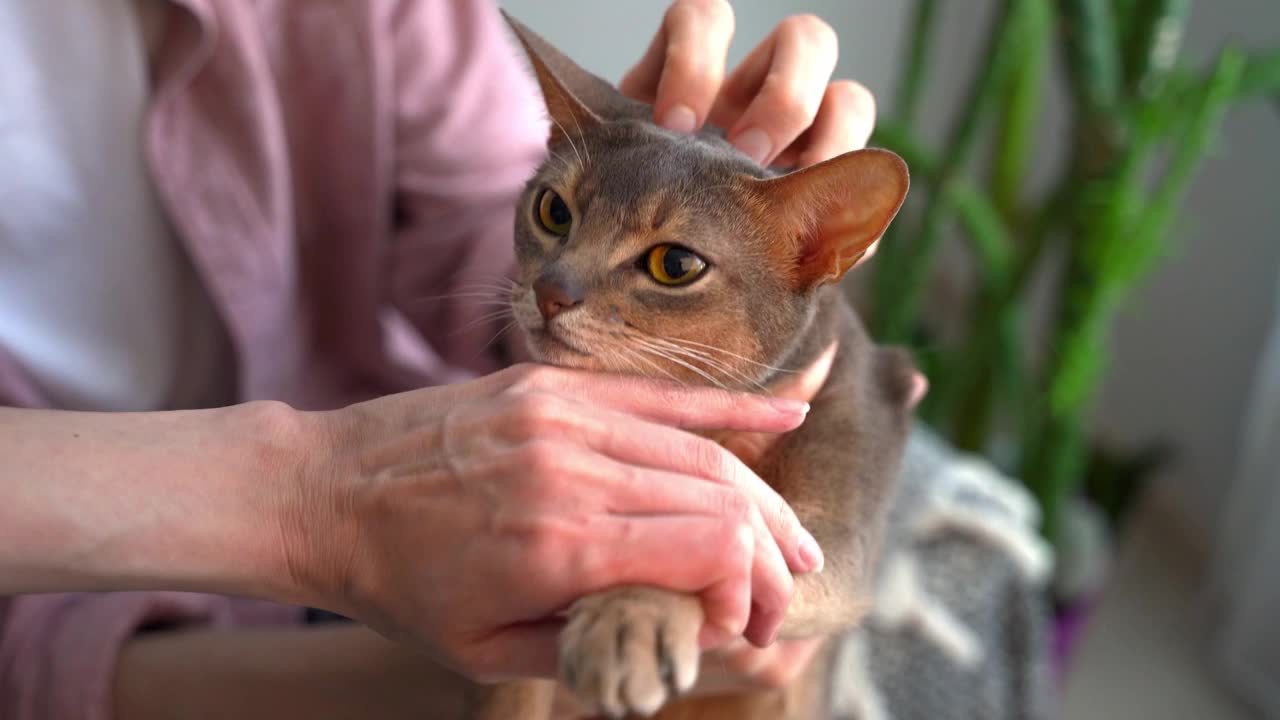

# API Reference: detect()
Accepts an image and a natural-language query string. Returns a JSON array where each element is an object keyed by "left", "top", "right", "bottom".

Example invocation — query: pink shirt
[{"left": 0, "top": 1, "right": 546, "bottom": 716}]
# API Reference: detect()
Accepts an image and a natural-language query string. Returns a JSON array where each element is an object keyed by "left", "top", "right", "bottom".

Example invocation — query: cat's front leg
[{"left": 558, "top": 586, "right": 703, "bottom": 717}]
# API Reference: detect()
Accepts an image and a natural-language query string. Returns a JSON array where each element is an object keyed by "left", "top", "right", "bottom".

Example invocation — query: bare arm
[
  {"left": 0, "top": 402, "right": 304, "bottom": 601},
  {"left": 0, "top": 364, "right": 818, "bottom": 680}
]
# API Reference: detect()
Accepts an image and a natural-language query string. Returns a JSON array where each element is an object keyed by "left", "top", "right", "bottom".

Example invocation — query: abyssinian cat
[{"left": 472, "top": 13, "right": 919, "bottom": 720}]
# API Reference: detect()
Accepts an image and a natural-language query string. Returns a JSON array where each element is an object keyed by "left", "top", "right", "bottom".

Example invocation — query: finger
[
  {"left": 620, "top": 0, "right": 735, "bottom": 134},
  {"left": 718, "top": 15, "right": 839, "bottom": 165},
  {"left": 909, "top": 371, "right": 929, "bottom": 409},
  {"left": 560, "top": 515, "right": 755, "bottom": 640},
  {"left": 572, "top": 454, "right": 795, "bottom": 630},
  {"left": 767, "top": 341, "right": 837, "bottom": 406},
  {"left": 567, "top": 406, "right": 819, "bottom": 580},
  {"left": 786, "top": 80, "right": 877, "bottom": 168},
  {"left": 500, "top": 365, "right": 810, "bottom": 432},
  {"left": 653, "top": 0, "right": 735, "bottom": 132}
]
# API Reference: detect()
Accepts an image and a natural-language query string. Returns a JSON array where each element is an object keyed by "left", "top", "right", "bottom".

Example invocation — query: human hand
[
  {"left": 283, "top": 364, "right": 823, "bottom": 681},
  {"left": 620, "top": 1, "right": 875, "bottom": 169}
]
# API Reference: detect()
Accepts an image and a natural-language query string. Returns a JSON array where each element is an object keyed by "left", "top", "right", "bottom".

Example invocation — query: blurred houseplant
[{"left": 868, "top": 0, "right": 1280, "bottom": 558}]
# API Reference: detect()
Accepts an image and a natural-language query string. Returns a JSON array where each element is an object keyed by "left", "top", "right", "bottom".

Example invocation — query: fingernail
[
  {"left": 732, "top": 127, "right": 773, "bottom": 164},
  {"left": 660, "top": 104, "right": 698, "bottom": 134},
  {"left": 798, "top": 531, "right": 825, "bottom": 573},
  {"left": 770, "top": 398, "right": 810, "bottom": 416}
]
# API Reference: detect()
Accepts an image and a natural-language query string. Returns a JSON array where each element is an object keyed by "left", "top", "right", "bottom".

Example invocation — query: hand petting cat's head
[{"left": 505, "top": 14, "right": 908, "bottom": 388}]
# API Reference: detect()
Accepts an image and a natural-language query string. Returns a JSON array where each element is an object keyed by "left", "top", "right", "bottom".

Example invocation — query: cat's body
[{"left": 468, "top": 15, "right": 917, "bottom": 720}]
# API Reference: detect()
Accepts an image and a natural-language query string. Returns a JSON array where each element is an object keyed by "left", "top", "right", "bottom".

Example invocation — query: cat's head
[{"left": 503, "top": 13, "right": 908, "bottom": 387}]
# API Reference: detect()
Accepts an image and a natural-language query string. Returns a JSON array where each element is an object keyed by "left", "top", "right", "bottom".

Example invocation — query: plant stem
[
  {"left": 1123, "top": 0, "right": 1191, "bottom": 99},
  {"left": 894, "top": 0, "right": 940, "bottom": 127},
  {"left": 992, "top": 0, "right": 1052, "bottom": 224},
  {"left": 878, "top": 0, "right": 1029, "bottom": 344}
]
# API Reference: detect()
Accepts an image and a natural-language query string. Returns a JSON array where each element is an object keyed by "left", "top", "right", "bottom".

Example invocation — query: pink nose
[{"left": 534, "top": 279, "right": 581, "bottom": 321}]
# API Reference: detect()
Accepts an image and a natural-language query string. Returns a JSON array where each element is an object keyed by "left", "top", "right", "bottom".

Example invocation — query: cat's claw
[{"left": 559, "top": 587, "right": 703, "bottom": 717}]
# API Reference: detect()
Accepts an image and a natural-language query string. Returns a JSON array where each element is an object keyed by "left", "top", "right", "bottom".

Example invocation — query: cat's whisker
[
  {"left": 607, "top": 345, "right": 645, "bottom": 378},
  {"left": 452, "top": 276, "right": 520, "bottom": 292},
  {"left": 656, "top": 346, "right": 767, "bottom": 393},
  {"left": 661, "top": 336, "right": 798, "bottom": 375},
  {"left": 633, "top": 342, "right": 728, "bottom": 390},
  {"left": 449, "top": 308, "right": 515, "bottom": 337},
  {"left": 646, "top": 340, "right": 768, "bottom": 392},
  {"left": 623, "top": 346, "right": 684, "bottom": 386},
  {"left": 477, "top": 319, "right": 519, "bottom": 357},
  {"left": 405, "top": 298, "right": 514, "bottom": 312}
]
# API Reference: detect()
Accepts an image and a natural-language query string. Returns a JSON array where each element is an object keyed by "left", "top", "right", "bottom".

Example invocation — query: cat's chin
[{"left": 522, "top": 328, "right": 600, "bottom": 369}]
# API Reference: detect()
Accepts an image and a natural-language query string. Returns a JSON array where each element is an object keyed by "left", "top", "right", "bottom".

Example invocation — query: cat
[{"left": 469, "top": 13, "right": 919, "bottom": 720}]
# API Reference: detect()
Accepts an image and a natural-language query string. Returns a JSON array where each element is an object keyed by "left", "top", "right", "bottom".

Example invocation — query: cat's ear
[
  {"left": 743, "top": 148, "right": 909, "bottom": 288},
  {"left": 501, "top": 11, "right": 651, "bottom": 132}
]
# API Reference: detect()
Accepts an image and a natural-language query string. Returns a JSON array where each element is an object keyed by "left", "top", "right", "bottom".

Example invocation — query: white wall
[{"left": 499, "top": 0, "right": 1280, "bottom": 540}]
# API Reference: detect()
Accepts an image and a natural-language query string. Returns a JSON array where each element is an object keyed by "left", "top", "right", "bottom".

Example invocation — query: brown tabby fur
[{"left": 467, "top": 13, "right": 918, "bottom": 720}]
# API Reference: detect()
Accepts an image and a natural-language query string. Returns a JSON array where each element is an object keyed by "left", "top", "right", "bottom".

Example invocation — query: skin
[{"left": 0, "top": 3, "right": 884, "bottom": 716}]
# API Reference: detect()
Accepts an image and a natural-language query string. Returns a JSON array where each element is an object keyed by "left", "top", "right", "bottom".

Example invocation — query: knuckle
[
  {"left": 506, "top": 363, "right": 558, "bottom": 393},
  {"left": 760, "top": 74, "right": 817, "bottom": 127},
  {"left": 506, "top": 392, "right": 565, "bottom": 441},
  {"left": 782, "top": 13, "right": 837, "bottom": 50},
  {"left": 516, "top": 439, "right": 565, "bottom": 481}
]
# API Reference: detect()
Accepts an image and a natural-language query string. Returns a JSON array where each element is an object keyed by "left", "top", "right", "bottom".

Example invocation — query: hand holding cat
[{"left": 293, "top": 362, "right": 827, "bottom": 681}]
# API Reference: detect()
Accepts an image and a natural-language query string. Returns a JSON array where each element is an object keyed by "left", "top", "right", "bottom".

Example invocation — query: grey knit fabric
[{"left": 827, "top": 426, "right": 1056, "bottom": 720}]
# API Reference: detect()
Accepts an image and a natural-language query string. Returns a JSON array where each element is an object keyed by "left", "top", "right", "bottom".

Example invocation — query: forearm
[
  {"left": 0, "top": 402, "right": 313, "bottom": 602},
  {"left": 114, "top": 625, "right": 462, "bottom": 720}
]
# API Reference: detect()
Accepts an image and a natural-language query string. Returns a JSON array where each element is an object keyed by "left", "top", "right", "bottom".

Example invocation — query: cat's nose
[{"left": 533, "top": 278, "right": 582, "bottom": 321}]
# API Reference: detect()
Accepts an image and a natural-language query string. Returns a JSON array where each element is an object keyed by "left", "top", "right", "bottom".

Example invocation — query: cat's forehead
[{"left": 547, "top": 120, "right": 762, "bottom": 208}]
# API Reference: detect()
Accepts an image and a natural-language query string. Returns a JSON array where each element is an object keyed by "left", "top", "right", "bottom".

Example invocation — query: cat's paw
[{"left": 558, "top": 587, "right": 703, "bottom": 718}]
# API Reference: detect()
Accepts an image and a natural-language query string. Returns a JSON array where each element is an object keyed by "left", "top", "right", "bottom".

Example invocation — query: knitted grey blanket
[{"left": 826, "top": 426, "right": 1056, "bottom": 720}]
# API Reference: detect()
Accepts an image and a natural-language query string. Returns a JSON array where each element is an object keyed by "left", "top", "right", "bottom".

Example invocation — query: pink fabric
[{"left": 0, "top": 1, "right": 548, "bottom": 717}]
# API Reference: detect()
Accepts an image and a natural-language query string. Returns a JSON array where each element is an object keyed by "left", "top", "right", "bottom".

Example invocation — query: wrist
[{"left": 262, "top": 402, "right": 367, "bottom": 615}]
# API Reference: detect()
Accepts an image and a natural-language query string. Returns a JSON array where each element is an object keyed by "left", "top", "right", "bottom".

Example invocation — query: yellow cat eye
[
  {"left": 646, "top": 244, "right": 707, "bottom": 286},
  {"left": 535, "top": 189, "right": 572, "bottom": 236}
]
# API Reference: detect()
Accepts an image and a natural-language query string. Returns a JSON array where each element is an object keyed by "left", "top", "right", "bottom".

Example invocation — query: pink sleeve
[
  {"left": 0, "top": 593, "right": 300, "bottom": 720},
  {"left": 384, "top": 0, "right": 548, "bottom": 376}
]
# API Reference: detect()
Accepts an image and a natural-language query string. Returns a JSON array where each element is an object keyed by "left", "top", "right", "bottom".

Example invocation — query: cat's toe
[{"left": 559, "top": 587, "right": 702, "bottom": 717}]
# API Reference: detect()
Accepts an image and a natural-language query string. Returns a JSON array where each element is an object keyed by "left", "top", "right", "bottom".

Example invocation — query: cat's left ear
[{"left": 744, "top": 149, "right": 910, "bottom": 288}]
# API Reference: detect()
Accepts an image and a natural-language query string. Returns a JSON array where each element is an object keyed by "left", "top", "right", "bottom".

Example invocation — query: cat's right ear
[{"left": 501, "top": 11, "right": 602, "bottom": 145}]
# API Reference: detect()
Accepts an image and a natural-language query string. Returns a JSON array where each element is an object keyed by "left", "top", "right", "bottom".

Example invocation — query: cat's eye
[
  {"left": 646, "top": 244, "right": 707, "bottom": 286},
  {"left": 535, "top": 189, "right": 572, "bottom": 236}
]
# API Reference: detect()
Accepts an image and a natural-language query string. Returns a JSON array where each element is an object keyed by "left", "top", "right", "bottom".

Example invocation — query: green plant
[{"left": 869, "top": 0, "right": 1280, "bottom": 545}]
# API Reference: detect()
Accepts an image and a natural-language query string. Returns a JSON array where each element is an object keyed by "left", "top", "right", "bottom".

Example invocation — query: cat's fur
[{"left": 469, "top": 14, "right": 918, "bottom": 720}]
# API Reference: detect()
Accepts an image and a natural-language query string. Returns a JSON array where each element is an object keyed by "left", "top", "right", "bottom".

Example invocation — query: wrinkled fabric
[{"left": 0, "top": 1, "right": 547, "bottom": 717}]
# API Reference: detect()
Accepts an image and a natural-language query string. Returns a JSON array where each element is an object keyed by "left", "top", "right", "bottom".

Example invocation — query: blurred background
[{"left": 502, "top": 1, "right": 1279, "bottom": 717}]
